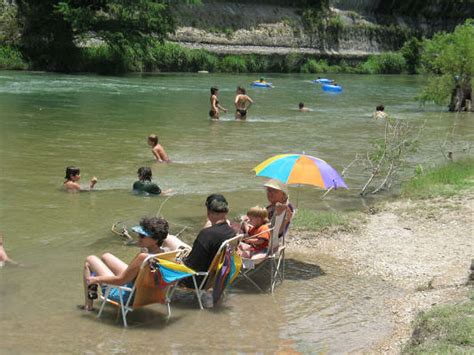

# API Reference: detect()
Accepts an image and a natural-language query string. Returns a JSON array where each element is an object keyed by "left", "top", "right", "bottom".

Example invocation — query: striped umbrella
[{"left": 253, "top": 154, "right": 348, "bottom": 190}]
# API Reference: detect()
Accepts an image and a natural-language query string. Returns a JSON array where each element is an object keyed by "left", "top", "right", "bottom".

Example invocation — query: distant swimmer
[
  {"left": 0, "top": 234, "right": 20, "bottom": 267},
  {"left": 234, "top": 86, "right": 254, "bottom": 120},
  {"left": 373, "top": 104, "right": 388, "bottom": 120},
  {"left": 209, "top": 87, "right": 227, "bottom": 119},
  {"left": 63, "top": 166, "right": 97, "bottom": 192},
  {"left": 148, "top": 134, "right": 170, "bottom": 163},
  {"left": 298, "top": 102, "right": 310, "bottom": 112}
]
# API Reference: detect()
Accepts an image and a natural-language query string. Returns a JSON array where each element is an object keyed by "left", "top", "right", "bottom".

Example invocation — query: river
[{"left": 0, "top": 71, "right": 472, "bottom": 353}]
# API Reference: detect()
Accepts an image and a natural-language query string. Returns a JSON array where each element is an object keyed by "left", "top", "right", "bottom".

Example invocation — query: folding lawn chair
[
  {"left": 171, "top": 234, "right": 243, "bottom": 309},
  {"left": 97, "top": 250, "right": 196, "bottom": 327},
  {"left": 237, "top": 210, "right": 289, "bottom": 293}
]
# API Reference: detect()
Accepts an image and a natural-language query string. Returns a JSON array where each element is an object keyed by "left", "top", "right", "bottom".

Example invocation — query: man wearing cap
[
  {"left": 182, "top": 194, "right": 235, "bottom": 285},
  {"left": 264, "top": 179, "right": 294, "bottom": 236}
]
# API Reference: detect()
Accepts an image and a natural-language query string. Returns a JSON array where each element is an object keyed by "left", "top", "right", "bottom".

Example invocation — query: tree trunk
[{"left": 449, "top": 79, "right": 473, "bottom": 112}]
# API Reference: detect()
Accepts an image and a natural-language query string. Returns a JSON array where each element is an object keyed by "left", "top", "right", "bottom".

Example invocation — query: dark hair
[
  {"left": 210, "top": 87, "right": 219, "bottom": 95},
  {"left": 140, "top": 217, "right": 168, "bottom": 247},
  {"left": 205, "top": 194, "right": 229, "bottom": 213},
  {"left": 148, "top": 134, "right": 158, "bottom": 145},
  {"left": 299, "top": 102, "right": 304, "bottom": 108},
  {"left": 376, "top": 105, "right": 385, "bottom": 111},
  {"left": 65, "top": 166, "right": 80, "bottom": 180},
  {"left": 137, "top": 167, "right": 152, "bottom": 181},
  {"left": 237, "top": 86, "right": 246, "bottom": 95}
]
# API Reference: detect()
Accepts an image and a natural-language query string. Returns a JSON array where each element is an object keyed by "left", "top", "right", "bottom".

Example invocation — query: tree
[
  {"left": 419, "top": 20, "right": 474, "bottom": 112},
  {"left": 16, "top": 0, "right": 198, "bottom": 72}
]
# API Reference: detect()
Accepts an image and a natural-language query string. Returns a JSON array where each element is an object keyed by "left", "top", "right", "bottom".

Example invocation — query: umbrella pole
[{"left": 321, "top": 186, "right": 334, "bottom": 199}]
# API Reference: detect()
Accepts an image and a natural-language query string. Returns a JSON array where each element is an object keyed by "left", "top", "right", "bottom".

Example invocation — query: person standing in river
[
  {"left": 148, "top": 134, "right": 170, "bottom": 162},
  {"left": 234, "top": 86, "right": 254, "bottom": 120},
  {"left": 209, "top": 87, "right": 227, "bottom": 119}
]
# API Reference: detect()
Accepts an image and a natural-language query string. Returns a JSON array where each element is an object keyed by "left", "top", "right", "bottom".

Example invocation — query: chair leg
[
  {"left": 97, "top": 287, "right": 110, "bottom": 318},
  {"left": 118, "top": 291, "right": 128, "bottom": 327},
  {"left": 191, "top": 275, "right": 204, "bottom": 310}
]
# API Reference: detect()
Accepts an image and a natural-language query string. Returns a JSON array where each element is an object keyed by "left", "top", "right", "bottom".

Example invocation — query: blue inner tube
[
  {"left": 251, "top": 81, "right": 272, "bottom": 87},
  {"left": 313, "top": 78, "right": 332, "bottom": 84},
  {"left": 322, "top": 84, "right": 343, "bottom": 92}
]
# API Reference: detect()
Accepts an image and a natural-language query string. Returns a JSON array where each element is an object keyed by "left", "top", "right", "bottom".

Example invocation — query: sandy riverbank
[{"left": 287, "top": 192, "right": 473, "bottom": 353}]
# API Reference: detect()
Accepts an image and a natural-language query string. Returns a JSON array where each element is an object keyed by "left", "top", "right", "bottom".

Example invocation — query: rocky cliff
[{"left": 169, "top": 1, "right": 471, "bottom": 60}]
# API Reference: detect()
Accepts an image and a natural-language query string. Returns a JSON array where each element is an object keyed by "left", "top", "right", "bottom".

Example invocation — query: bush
[
  {"left": 300, "top": 59, "right": 330, "bottom": 73},
  {"left": 359, "top": 52, "right": 406, "bottom": 74},
  {"left": 219, "top": 55, "right": 247, "bottom": 73},
  {"left": 401, "top": 37, "right": 422, "bottom": 74},
  {"left": 80, "top": 46, "right": 133, "bottom": 74},
  {"left": 0, "top": 45, "right": 28, "bottom": 70}
]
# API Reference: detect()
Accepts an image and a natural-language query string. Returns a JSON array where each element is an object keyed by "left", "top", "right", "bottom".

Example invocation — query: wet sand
[{"left": 287, "top": 192, "right": 473, "bottom": 353}]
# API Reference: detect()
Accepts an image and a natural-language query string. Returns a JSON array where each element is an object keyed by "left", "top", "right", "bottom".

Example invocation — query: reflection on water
[{"left": 0, "top": 71, "right": 471, "bottom": 352}]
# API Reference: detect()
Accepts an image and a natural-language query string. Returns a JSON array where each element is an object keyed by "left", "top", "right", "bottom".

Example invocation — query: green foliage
[
  {"left": 292, "top": 209, "right": 354, "bottom": 232},
  {"left": 219, "top": 55, "right": 247, "bottom": 73},
  {"left": 401, "top": 37, "right": 422, "bottom": 74},
  {"left": 0, "top": 45, "right": 28, "bottom": 70},
  {"left": 0, "top": 2, "right": 21, "bottom": 45},
  {"left": 300, "top": 59, "right": 329, "bottom": 73},
  {"left": 358, "top": 53, "right": 406, "bottom": 74},
  {"left": 420, "top": 20, "right": 474, "bottom": 108},
  {"left": 402, "top": 159, "right": 474, "bottom": 199},
  {"left": 403, "top": 296, "right": 474, "bottom": 354}
]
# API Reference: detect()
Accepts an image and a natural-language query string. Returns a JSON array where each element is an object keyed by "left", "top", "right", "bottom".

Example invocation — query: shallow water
[{"left": 0, "top": 71, "right": 472, "bottom": 353}]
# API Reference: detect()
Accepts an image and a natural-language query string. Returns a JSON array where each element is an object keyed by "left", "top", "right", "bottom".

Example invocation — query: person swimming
[
  {"left": 209, "top": 87, "right": 227, "bottom": 119},
  {"left": 298, "top": 102, "right": 310, "bottom": 112},
  {"left": 63, "top": 166, "right": 97, "bottom": 192},
  {"left": 234, "top": 86, "right": 254, "bottom": 120}
]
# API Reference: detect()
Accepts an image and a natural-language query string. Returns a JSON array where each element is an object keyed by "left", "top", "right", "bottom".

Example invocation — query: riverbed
[{"left": 0, "top": 71, "right": 472, "bottom": 353}]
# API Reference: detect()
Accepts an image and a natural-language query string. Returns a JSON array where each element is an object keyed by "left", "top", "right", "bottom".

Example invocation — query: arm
[
  {"left": 211, "top": 96, "right": 218, "bottom": 112},
  {"left": 88, "top": 253, "right": 146, "bottom": 286},
  {"left": 89, "top": 177, "right": 97, "bottom": 190},
  {"left": 217, "top": 103, "right": 227, "bottom": 112}
]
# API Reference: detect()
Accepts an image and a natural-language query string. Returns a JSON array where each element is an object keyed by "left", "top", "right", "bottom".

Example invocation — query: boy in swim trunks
[{"left": 234, "top": 86, "right": 254, "bottom": 120}]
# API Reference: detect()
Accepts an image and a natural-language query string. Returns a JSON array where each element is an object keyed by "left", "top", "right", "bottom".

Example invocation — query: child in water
[
  {"left": 148, "top": 134, "right": 170, "bottom": 162},
  {"left": 133, "top": 167, "right": 162, "bottom": 195},
  {"left": 63, "top": 166, "right": 97, "bottom": 192},
  {"left": 298, "top": 102, "right": 310, "bottom": 112},
  {"left": 238, "top": 206, "right": 271, "bottom": 258},
  {"left": 373, "top": 104, "right": 388, "bottom": 120}
]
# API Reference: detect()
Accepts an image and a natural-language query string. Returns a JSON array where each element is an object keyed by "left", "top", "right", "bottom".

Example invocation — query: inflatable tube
[
  {"left": 313, "top": 78, "right": 332, "bottom": 84},
  {"left": 322, "top": 84, "right": 343, "bottom": 93},
  {"left": 251, "top": 81, "right": 273, "bottom": 88}
]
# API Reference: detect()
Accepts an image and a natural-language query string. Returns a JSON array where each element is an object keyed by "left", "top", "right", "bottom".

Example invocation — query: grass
[
  {"left": 402, "top": 159, "right": 474, "bottom": 199},
  {"left": 403, "top": 292, "right": 474, "bottom": 354},
  {"left": 291, "top": 209, "right": 357, "bottom": 232}
]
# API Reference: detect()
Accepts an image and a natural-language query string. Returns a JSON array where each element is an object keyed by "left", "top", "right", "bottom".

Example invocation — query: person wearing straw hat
[{"left": 264, "top": 179, "right": 294, "bottom": 236}]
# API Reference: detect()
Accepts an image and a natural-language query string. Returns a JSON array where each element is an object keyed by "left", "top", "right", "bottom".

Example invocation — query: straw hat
[{"left": 264, "top": 179, "right": 288, "bottom": 195}]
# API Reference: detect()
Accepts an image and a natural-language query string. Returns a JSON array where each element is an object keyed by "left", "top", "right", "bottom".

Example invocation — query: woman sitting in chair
[
  {"left": 81, "top": 217, "right": 168, "bottom": 311},
  {"left": 264, "top": 179, "right": 294, "bottom": 236}
]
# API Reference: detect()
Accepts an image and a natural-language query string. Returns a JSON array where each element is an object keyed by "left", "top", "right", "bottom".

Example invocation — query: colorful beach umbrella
[{"left": 253, "top": 154, "right": 348, "bottom": 190}]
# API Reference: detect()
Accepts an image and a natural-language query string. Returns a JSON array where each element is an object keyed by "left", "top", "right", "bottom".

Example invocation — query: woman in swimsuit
[
  {"left": 234, "top": 86, "right": 254, "bottom": 120},
  {"left": 81, "top": 217, "right": 168, "bottom": 311},
  {"left": 63, "top": 166, "right": 97, "bottom": 192},
  {"left": 209, "top": 87, "right": 227, "bottom": 119}
]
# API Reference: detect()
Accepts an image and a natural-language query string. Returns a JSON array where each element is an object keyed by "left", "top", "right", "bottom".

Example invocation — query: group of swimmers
[{"left": 209, "top": 86, "right": 254, "bottom": 120}]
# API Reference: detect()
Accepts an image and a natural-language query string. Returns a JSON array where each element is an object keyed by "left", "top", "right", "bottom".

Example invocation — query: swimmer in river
[
  {"left": 298, "top": 102, "right": 310, "bottom": 112},
  {"left": 209, "top": 87, "right": 227, "bottom": 119},
  {"left": 148, "top": 134, "right": 170, "bottom": 163},
  {"left": 63, "top": 166, "right": 97, "bottom": 192},
  {"left": 234, "top": 86, "right": 254, "bottom": 120}
]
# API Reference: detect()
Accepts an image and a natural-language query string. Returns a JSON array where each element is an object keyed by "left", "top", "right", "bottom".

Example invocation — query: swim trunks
[{"left": 236, "top": 109, "right": 247, "bottom": 118}]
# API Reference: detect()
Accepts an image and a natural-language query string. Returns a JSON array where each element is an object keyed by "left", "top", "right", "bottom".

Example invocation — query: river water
[{"left": 0, "top": 71, "right": 472, "bottom": 353}]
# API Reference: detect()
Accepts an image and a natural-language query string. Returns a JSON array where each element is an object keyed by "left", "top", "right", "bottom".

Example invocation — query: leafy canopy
[{"left": 419, "top": 20, "right": 474, "bottom": 106}]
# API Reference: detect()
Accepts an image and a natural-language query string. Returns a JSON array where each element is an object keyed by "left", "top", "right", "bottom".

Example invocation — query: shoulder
[{"left": 64, "top": 181, "right": 80, "bottom": 190}]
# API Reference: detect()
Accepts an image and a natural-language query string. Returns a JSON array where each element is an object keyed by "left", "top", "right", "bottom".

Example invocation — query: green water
[{"left": 0, "top": 71, "right": 472, "bottom": 353}]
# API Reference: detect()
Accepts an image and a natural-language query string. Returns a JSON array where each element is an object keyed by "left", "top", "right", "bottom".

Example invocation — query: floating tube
[
  {"left": 251, "top": 81, "right": 273, "bottom": 88},
  {"left": 313, "top": 78, "right": 332, "bottom": 84},
  {"left": 322, "top": 84, "right": 343, "bottom": 93}
]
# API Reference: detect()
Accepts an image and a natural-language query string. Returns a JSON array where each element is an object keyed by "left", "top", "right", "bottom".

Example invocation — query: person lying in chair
[
  {"left": 81, "top": 216, "right": 169, "bottom": 311},
  {"left": 180, "top": 194, "right": 236, "bottom": 287}
]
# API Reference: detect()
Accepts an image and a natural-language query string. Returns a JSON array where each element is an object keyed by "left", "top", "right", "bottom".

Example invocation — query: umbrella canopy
[{"left": 253, "top": 154, "right": 348, "bottom": 190}]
